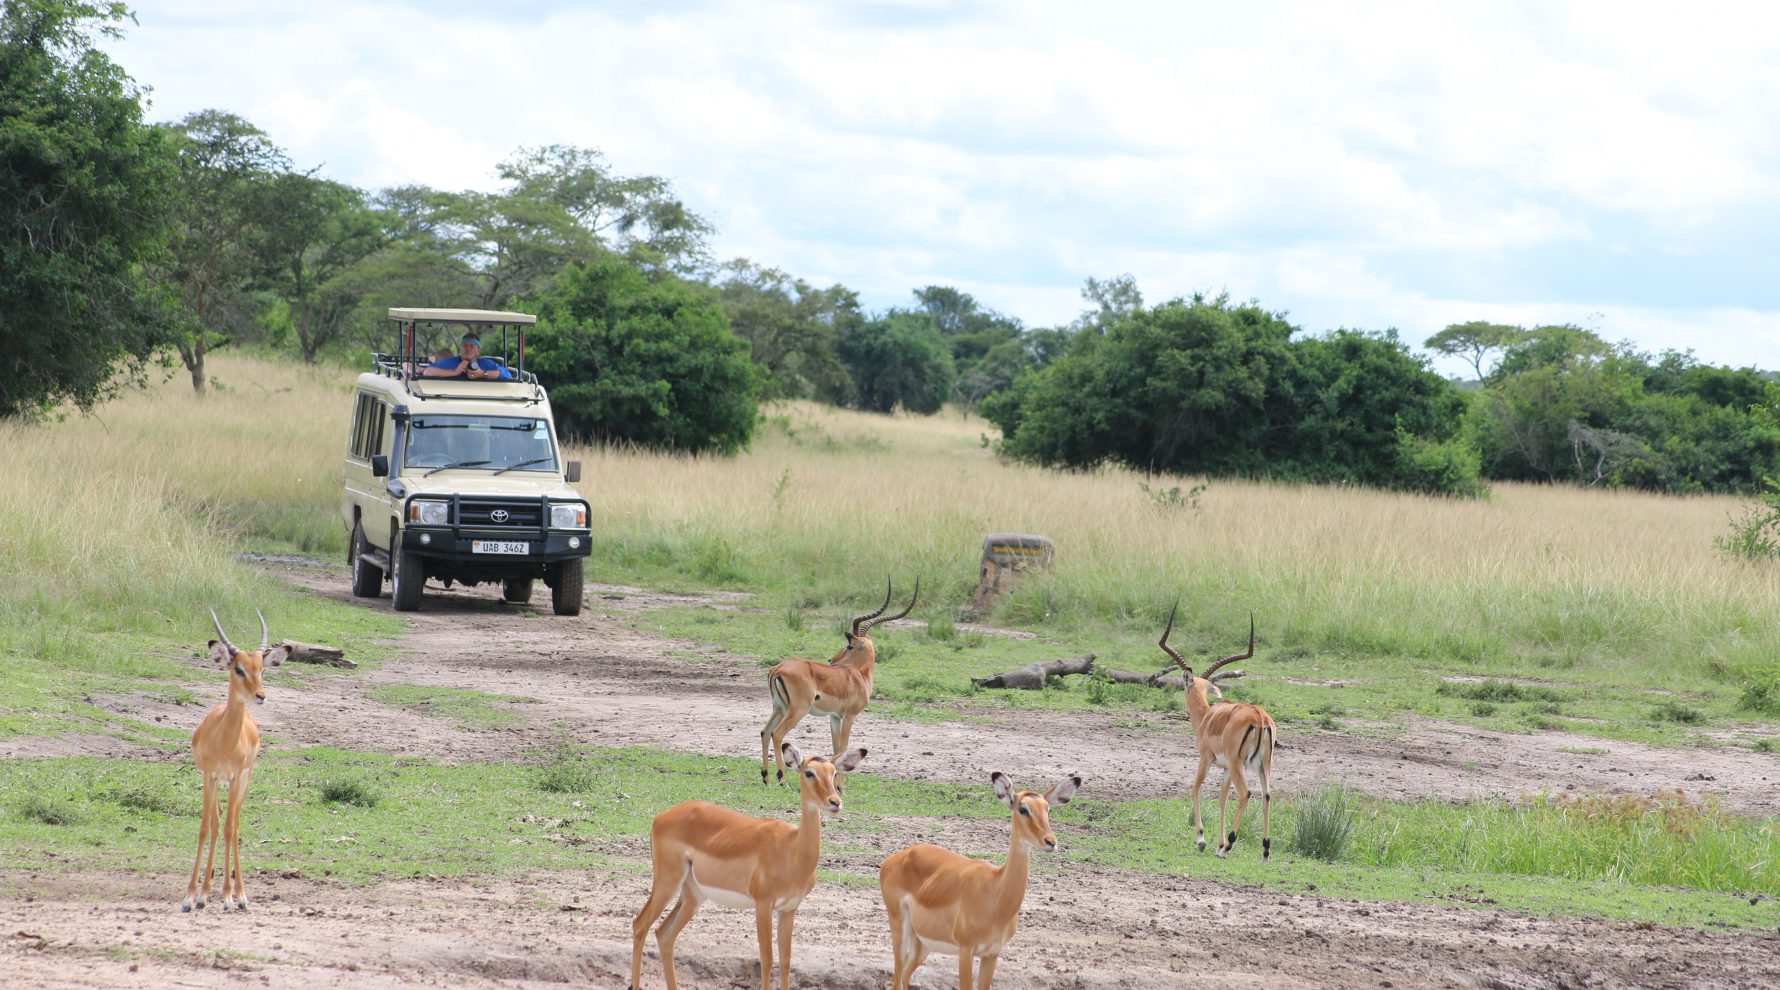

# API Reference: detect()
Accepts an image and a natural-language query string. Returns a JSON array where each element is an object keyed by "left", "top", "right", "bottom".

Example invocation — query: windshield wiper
[
  {"left": 493, "top": 457, "right": 553, "bottom": 476},
  {"left": 423, "top": 459, "right": 490, "bottom": 477}
]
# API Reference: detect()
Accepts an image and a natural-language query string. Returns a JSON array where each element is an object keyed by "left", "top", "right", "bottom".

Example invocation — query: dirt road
[{"left": 4, "top": 561, "right": 1778, "bottom": 989}]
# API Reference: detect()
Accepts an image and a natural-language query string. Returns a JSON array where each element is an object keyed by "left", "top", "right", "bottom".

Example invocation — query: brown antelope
[
  {"left": 760, "top": 578, "right": 917, "bottom": 788},
  {"left": 1159, "top": 603, "right": 1275, "bottom": 860},
  {"left": 184, "top": 608, "right": 290, "bottom": 912},
  {"left": 631, "top": 741, "right": 866, "bottom": 990},
  {"left": 879, "top": 772, "right": 1080, "bottom": 990}
]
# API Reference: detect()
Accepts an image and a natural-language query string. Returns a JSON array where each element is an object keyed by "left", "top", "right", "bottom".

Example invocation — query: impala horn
[
  {"left": 850, "top": 579, "right": 895, "bottom": 636},
  {"left": 209, "top": 607, "right": 236, "bottom": 659},
  {"left": 860, "top": 577, "right": 919, "bottom": 637},
  {"left": 1201, "top": 613, "right": 1255, "bottom": 680},
  {"left": 257, "top": 609, "right": 270, "bottom": 653}
]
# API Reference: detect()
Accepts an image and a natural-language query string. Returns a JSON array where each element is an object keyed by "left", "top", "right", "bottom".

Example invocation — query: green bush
[
  {"left": 1292, "top": 784, "right": 1356, "bottom": 862},
  {"left": 319, "top": 778, "right": 380, "bottom": 808}
]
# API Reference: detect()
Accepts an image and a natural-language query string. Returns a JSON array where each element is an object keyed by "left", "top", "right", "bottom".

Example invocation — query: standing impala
[
  {"left": 1159, "top": 603, "right": 1276, "bottom": 860},
  {"left": 631, "top": 740, "right": 866, "bottom": 990},
  {"left": 879, "top": 772, "right": 1081, "bottom": 990},
  {"left": 184, "top": 609, "right": 290, "bottom": 912},
  {"left": 760, "top": 578, "right": 917, "bottom": 787}
]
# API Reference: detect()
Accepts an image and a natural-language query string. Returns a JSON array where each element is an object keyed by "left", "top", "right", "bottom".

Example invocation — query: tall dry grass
[{"left": 6, "top": 353, "right": 1777, "bottom": 688}]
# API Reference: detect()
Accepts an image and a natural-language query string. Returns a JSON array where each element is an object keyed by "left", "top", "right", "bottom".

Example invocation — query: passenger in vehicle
[{"left": 423, "top": 334, "right": 513, "bottom": 381}]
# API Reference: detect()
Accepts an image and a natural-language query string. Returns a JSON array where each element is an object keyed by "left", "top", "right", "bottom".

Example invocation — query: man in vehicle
[{"left": 423, "top": 334, "right": 512, "bottom": 380}]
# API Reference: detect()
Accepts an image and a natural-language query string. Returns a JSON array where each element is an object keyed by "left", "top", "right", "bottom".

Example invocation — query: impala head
[
  {"left": 992, "top": 772, "right": 1080, "bottom": 852},
  {"left": 1159, "top": 602, "right": 1254, "bottom": 702},
  {"left": 833, "top": 577, "right": 920, "bottom": 664},
  {"left": 779, "top": 740, "right": 866, "bottom": 815},
  {"left": 207, "top": 608, "right": 289, "bottom": 704}
]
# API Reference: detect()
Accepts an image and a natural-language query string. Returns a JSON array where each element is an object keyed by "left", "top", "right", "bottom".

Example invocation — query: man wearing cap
[{"left": 423, "top": 333, "right": 512, "bottom": 380}]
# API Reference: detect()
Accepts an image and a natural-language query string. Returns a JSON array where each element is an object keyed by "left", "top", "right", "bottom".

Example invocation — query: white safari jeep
[{"left": 340, "top": 308, "right": 590, "bottom": 615}]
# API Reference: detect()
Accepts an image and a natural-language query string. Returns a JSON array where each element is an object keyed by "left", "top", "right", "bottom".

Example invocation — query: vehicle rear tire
[
  {"left": 550, "top": 559, "right": 584, "bottom": 616},
  {"left": 349, "top": 523, "right": 383, "bottom": 598},
  {"left": 502, "top": 577, "right": 533, "bottom": 603},
  {"left": 391, "top": 542, "right": 425, "bottom": 612}
]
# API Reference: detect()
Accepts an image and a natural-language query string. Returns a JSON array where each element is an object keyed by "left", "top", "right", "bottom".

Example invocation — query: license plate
[{"left": 472, "top": 540, "right": 529, "bottom": 555}]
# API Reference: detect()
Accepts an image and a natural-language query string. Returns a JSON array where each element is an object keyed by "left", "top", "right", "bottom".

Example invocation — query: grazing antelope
[
  {"left": 760, "top": 578, "right": 917, "bottom": 788},
  {"left": 879, "top": 772, "right": 1081, "bottom": 990},
  {"left": 184, "top": 608, "right": 290, "bottom": 912},
  {"left": 631, "top": 741, "right": 866, "bottom": 990},
  {"left": 1159, "top": 603, "right": 1275, "bottom": 859}
]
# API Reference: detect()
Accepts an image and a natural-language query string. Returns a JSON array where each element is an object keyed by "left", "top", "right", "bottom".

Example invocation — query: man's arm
[{"left": 422, "top": 359, "right": 464, "bottom": 378}]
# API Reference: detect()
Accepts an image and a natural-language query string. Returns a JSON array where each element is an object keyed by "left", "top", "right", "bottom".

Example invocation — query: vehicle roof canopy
[{"left": 387, "top": 307, "right": 538, "bottom": 325}]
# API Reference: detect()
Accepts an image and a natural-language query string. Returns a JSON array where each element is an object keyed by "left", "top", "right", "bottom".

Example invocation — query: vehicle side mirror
[
  {"left": 565, "top": 460, "right": 581, "bottom": 484},
  {"left": 371, "top": 455, "right": 389, "bottom": 478}
]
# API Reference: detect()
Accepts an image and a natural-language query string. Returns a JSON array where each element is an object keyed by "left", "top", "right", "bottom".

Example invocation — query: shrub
[
  {"left": 1738, "top": 670, "right": 1780, "bottom": 715},
  {"left": 318, "top": 778, "right": 380, "bottom": 808},
  {"left": 1292, "top": 784, "right": 1356, "bottom": 862},
  {"left": 535, "top": 734, "right": 596, "bottom": 794},
  {"left": 1714, "top": 479, "right": 1780, "bottom": 559}
]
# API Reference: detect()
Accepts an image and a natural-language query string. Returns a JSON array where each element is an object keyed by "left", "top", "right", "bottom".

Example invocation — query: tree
[
  {"left": 529, "top": 258, "right": 759, "bottom": 454},
  {"left": 834, "top": 311, "right": 955, "bottom": 415},
  {"left": 1075, "top": 274, "right": 1143, "bottom": 336},
  {"left": 1423, "top": 321, "right": 1523, "bottom": 380},
  {"left": 158, "top": 110, "right": 288, "bottom": 392},
  {"left": 251, "top": 173, "right": 387, "bottom": 362},
  {"left": 716, "top": 260, "right": 857, "bottom": 400},
  {"left": 0, "top": 0, "right": 173, "bottom": 418}
]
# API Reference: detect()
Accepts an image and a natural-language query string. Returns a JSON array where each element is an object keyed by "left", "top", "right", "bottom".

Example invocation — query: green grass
[
  {"left": 2, "top": 749, "right": 1776, "bottom": 931},
  {"left": 364, "top": 684, "right": 535, "bottom": 729}
]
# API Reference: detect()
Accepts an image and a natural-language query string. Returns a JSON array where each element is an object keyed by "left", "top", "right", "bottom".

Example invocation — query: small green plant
[
  {"left": 535, "top": 733, "right": 596, "bottom": 794},
  {"left": 1739, "top": 671, "right": 1780, "bottom": 715},
  {"left": 769, "top": 468, "right": 792, "bottom": 509},
  {"left": 1715, "top": 479, "right": 1780, "bottom": 559},
  {"left": 1755, "top": 739, "right": 1776, "bottom": 753},
  {"left": 104, "top": 783, "right": 181, "bottom": 815},
  {"left": 1138, "top": 480, "right": 1208, "bottom": 512},
  {"left": 783, "top": 606, "right": 805, "bottom": 632},
  {"left": 319, "top": 778, "right": 381, "bottom": 808},
  {"left": 1471, "top": 702, "right": 1497, "bottom": 717},
  {"left": 18, "top": 795, "right": 85, "bottom": 826},
  {"left": 1292, "top": 783, "right": 1355, "bottom": 862},
  {"left": 925, "top": 615, "right": 957, "bottom": 642},
  {"left": 1084, "top": 669, "right": 1112, "bottom": 706},
  {"left": 1651, "top": 699, "right": 1705, "bottom": 724}
]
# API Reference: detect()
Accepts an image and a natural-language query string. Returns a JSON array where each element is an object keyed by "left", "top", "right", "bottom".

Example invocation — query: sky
[{"left": 104, "top": 0, "right": 1780, "bottom": 376}]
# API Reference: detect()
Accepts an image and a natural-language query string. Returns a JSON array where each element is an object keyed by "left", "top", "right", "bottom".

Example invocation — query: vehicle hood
[{"left": 395, "top": 474, "right": 584, "bottom": 501}]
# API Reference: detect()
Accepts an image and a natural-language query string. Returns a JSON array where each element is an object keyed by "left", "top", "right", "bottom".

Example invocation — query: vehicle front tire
[
  {"left": 502, "top": 577, "right": 533, "bottom": 603},
  {"left": 550, "top": 559, "right": 583, "bottom": 616},
  {"left": 390, "top": 543, "right": 425, "bottom": 612},
  {"left": 349, "top": 523, "right": 383, "bottom": 598}
]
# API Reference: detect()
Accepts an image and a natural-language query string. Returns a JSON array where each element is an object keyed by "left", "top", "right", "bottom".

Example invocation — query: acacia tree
[
  {"left": 251, "top": 173, "right": 387, "bottom": 362},
  {"left": 1423, "top": 321, "right": 1524, "bottom": 380},
  {"left": 158, "top": 110, "right": 288, "bottom": 392},
  {"left": 0, "top": 0, "right": 173, "bottom": 418}
]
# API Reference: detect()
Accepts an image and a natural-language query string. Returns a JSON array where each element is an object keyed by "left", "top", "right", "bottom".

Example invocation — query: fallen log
[
  {"left": 278, "top": 640, "right": 356, "bottom": 669},
  {"left": 971, "top": 653, "right": 1096, "bottom": 690},
  {"left": 1100, "top": 668, "right": 1160, "bottom": 685}
]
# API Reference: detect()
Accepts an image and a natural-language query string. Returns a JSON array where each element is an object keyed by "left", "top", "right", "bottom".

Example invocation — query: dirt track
[{"left": 4, "top": 561, "right": 1779, "bottom": 989}]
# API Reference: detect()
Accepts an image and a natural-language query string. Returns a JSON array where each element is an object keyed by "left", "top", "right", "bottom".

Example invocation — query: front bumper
[{"left": 400, "top": 527, "right": 591, "bottom": 564}]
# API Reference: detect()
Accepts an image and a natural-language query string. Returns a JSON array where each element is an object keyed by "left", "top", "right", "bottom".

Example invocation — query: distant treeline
[{"left": 8, "top": 3, "right": 1777, "bottom": 494}]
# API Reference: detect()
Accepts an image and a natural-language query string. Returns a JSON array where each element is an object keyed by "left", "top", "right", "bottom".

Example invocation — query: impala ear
[
  {"left": 208, "top": 640, "right": 232, "bottom": 665},
  {"left": 780, "top": 740, "right": 805, "bottom": 771},
  {"left": 834, "top": 748, "right": 867, "bottom": 773},
  {"left": 1045, "top": 775, "right": 1082, "bottom": 806},
  {"left": 263, "top": 643, "right": 291, "bottom": 669},
  {"left": 992, "top": 771, "right": 1017, "bottom": 809},
  {"left": 1204, "top": 681, "right": 1223, "bottom": 699}
]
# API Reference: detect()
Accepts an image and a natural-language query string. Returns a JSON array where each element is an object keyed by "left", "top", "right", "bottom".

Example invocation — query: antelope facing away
[
  {"left": 631, "top": 741, "right": 866, "bottom": 990},
  {"left": 760, "top": 578, "right": 917, "bottom": 788},
  {"left": 184, "top": 608, "right": 290, "bottom": 912},
  {"left": 1159, "top": 603, "right": 1276, "bottom": 859},
  {"left": 879, "top": 772, "right": 1081, "bottom": 990}
]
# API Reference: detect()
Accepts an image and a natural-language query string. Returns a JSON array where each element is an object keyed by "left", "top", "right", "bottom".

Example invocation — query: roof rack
[{"left": 376, "top": 308, "right": 545, "bottom": 403}]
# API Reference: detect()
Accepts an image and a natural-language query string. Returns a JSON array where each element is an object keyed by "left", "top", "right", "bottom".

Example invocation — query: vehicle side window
[{"left": 349, "top": 393, "right": 383, "bottom": 460}]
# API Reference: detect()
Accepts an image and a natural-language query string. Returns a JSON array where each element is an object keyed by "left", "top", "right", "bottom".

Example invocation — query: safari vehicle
[{"left": 340, "top": 308, "right": 590, "bottom": 615}]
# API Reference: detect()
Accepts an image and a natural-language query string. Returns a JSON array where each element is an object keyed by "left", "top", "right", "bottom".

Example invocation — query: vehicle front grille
[{"left": 458, "top": 498, "right": 543, "bottom": 528}]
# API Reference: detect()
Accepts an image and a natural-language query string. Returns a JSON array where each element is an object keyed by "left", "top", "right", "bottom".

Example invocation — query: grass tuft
[
  {"left": 318, "top": 778, "right": 381, "bottom": 808},
  {"left": 18, "top": 795, "right": 85, "bottom": 826},
  {"left": 1292, "top": 783, "right": 1356, "bottom": 861}
]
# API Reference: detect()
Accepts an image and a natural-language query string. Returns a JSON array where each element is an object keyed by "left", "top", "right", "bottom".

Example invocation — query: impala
[
  {"left": 760, "top": 578, "right": 916, "bottom": 788},
  {"left": 1159, "top": 603, "right": 1276, "bottom": 859},
  {"left": 631, "top": 740, "right": 867, "bottom": 990},
  {"left": 184, "top": 608, "right": 290, "bottom": 912},
  {"left": 879, "top": 772, "right": 1081, "bottom": 990}
]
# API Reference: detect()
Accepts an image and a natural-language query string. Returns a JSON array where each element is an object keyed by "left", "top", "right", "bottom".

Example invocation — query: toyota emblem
[{"left": 490, "top": 509, "right": 510, "bottom": 523}]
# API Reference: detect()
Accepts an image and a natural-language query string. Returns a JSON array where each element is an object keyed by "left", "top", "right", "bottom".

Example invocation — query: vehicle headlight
[
  {"left": 408, "top": 500, "right": 450, "bottom": 525},
  {"left": 550, "top": 503, "right": 587, "bottom": 529}
]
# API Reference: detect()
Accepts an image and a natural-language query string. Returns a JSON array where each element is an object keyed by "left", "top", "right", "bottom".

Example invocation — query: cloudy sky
[{"left": 107, "top": 1, "right": 1780, "bottom": 375}]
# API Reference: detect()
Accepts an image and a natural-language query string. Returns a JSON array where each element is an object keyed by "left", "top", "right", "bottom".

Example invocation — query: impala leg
[
  {"left": 959, "top": 951, "right": 974, "bottom": 990},
  {"left": 183, "top": 778, "right": 216, "bottom": 911},
  {"left": 776, "top": 908, "right": 795, "bottom": 990},
  {"left": 1215, "top": 770, "right": 1235, "bottom": 858},
  {"left": 754, "top": 905, "right": 775, "bottom": 990},
  {"left": 829, "top": 713, "right": 856, "bottom": 794},
  {"left": 632, "top": 855, "right": 687, "bottom": 990},
  {"left": 768, "top": 690, "right": 813, "bottom": 786},
  {"left": 886, "top": 896, "right": 909, "bottom": 990},
  {"left": 1259, "top": 738, "right": 1274, "bottom": 861},
  {"left": 978, "top": 953, "right": 1000, "bottom": 990},
  {"left": 200, "top": 783, "right": 224, "bottom": 905},
  {"left": 222, "top": 772, "right": 250, "bottom": 909},
  {"left": 761, "top": 678, "right": 787, "bottom": 784},
  {"left": 1190, "top": 756, "right": 1210, "bottom": 852},
  {"left": 655, "top": 890, "right": 699, "bottom": 990},
  {"left": 1225, "top": 761, "right": 1251, "bottom": 858}
]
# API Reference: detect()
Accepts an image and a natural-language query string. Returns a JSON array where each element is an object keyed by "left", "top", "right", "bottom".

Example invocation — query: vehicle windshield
[{"left": 405, "top": 415, "right": 557, "bottom": 474}]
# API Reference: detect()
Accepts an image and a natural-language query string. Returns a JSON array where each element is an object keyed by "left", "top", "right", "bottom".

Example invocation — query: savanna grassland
[{"left": 3, "top": 354, "right": 1779, "bottom": 989}]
